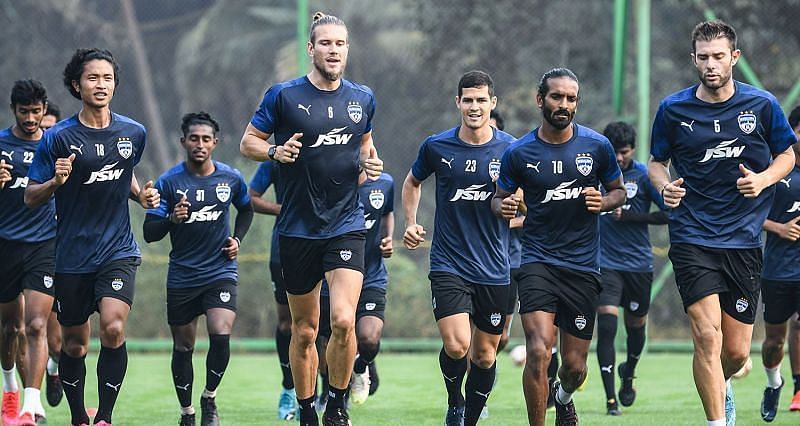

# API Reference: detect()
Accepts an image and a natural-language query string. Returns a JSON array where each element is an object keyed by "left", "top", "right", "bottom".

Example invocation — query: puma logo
[
  {"left": 475, "top": 390, "right": 490, "bottom": 399},
  {"left": 175, "top": 383, "right": 191, "bottom": 391},
  {"left": 526, "top": 162, "right": 540, "bottom": 173},
  {"left": 62, "top": 379, "right": 80, "bottom": 387},
  {"left": 69, "top": 144, "right": 84, "bottom": 155},
  {"left": 601, "top": 365, "right": 613, "bottom": 374},
  {"left": 210, "top": 369, "right": 224, "bottom": 378},
  {"left": 441, "top": 157, "right": 454, "bottom": 168},
  {"left": 781, "top": 178, "right": 791, "bottom": 188},
  {"left": 442, "top": 374, "right": 456, "bottom": 383},
  {"left": 297, "top": 104, "right": 311, "bottom": 116},
  {"left": 105, "top": 382, "right": 122, "bottom": 392},
  {"left": 680, "top": 120, "right": 695, "bottom": 132}
]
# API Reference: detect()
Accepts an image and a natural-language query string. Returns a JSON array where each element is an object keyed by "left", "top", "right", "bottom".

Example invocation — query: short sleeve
[
  {"left": 600, "top": 139, "right": 622, "bottom": 184},
  {"left": 364, "top": 91, "right": 377, "bottom": 133},
  {"left": 148, "top": 176, "right": 171, "bottom": 218},
  {"left": 250, "top": 86, "right": 281, "bottom": 134},
  {"left": 134, "top": 126, "right": 147, "bottom": 167},
  {"left": 767, "top": 97, "right": 797, "bottom": 154},
  {"left": 233, "top": 170, "right": 251, "bottom": 208},
  {"left": 27, "top": 132, "right": 58, "bottom": 184},
  {"left": 383, "top": 175, "right": 394, "bottom": 213},
  {"left": 249, "top": 162, "right": 274, "bottom": 194},
  {"left": 497, "top": 144, "right": 520, "bottom": 193},
  {"left": 410, "top": 138, "right": 434, "bottom": 181},
  {"left": 650, "top": 102, "right": 671, "bottom": 162}
]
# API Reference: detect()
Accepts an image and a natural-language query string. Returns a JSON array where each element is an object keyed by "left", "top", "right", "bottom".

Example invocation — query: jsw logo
[
  {"left": 365, "top": 213, "right": 376, "bottom": 229},
  {"left": 449, "top": 184, "right": 493, "bottom": 202},
  {"left": 8, "top": 176, "right": 28, "bottom": 189},
  {"left": 84, "top": 162, "right": 124, "bottom": 184},
  {"left": 309, "top": 127, "right": 353, "bottom": 148},
  {"left": 787, "top": 201, "right": 800, "bottom": 213},
  {"left": 542, "top": 180, "right": 582, "bottom": 204},
  {"left": 699, "top": 138, "right": 745, "bottom": 163},
  {"left": 186, "top": 205, "right": 223, "bottom": 223}
]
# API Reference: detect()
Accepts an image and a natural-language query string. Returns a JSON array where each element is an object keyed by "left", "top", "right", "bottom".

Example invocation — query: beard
[
  {"left": 698, "top": 69, "right": 731, "bottom": 90},
  {"left": 313, "top": 57, "right": 344, "bottom": 82},
  {"left": 542, "top": 105, "right": 574, "bottom": 130}
]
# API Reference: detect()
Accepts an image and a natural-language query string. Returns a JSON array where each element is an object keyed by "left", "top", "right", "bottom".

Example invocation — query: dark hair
[
  {"left": 63, "top": 48, "right": 120, "bottom": 100},
  {"left": 10, "top": 79, "right": 47, "bottom": 108},
  {"left": 181, "top": 111, "right": 220, "bottom": 137},
  {"left": 44, "top": 102, "right": 61, "bottom": 120},
  {"left": 788, "top": 105, "right": 800, "bottom": 130},
  {"left": 537, "top": 68, "right": 579, "bottom": 98},
  {"left": 458, "top": 70, "right": 495, "bottom": 97},
  {"left": 490, "top": 110, "right": 505, "bottom": 131},
  {"left": 310, "top": 12, "right": 347, "bottom": 44},
  {"left": 603, "top": 121, "right": 636, "bottom": 150},
  {"left": 692, "top": 20, "right": 737, "bottom": 52}
]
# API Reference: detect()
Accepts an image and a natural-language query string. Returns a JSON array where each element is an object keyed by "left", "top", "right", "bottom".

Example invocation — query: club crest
[
  {"left": 215, "top": 183, "right": 231, "bottom": 203},
  {"left": 624, "top": 181, "right": 639, "bottom": 199},
  {"left": 369, "top": 189, "right": 384, "bottom": 209},
  {"left": 575, "top": 153, "right": 593, "bottom": 176},
  {"left": 490, "top": 312, "right": 502, "bottom": 327},
  {"left": 347, "top": 101, "right": 363, "bottom": 124},
  {"left": 365, "top": 303, "right": 376, "bottom": 311},
  {"left": 340, "top": 249, "right": 352, "bottom": 261},
  {"left": 735, "top": 297, "right": 749, "bottom": 313},
  {"left": 738, "top": 111, "right": 756, "bottom": 134},
  {"left": 117, "top": 137, "right": 133, "bottom": 159},
  {"left": 629, "top": 301, "right": 640, "bottom": 312},
  {"left": 111, "top": 278, "right": 124, "bottom": 291},
  {"left": 574, "top": 315, "right": 587, "bottom": 330},
  {"left": 220, "top": 291, "right": 231, "bottom": 303},
  {"left": 43, "top": 275, "right": 53, "bottom": 289},
  {"left": 489, "top": 158, "right": 501, "bottom": 181}
]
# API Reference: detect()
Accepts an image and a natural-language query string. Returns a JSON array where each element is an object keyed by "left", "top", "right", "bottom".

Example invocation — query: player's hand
[
  {"left": 583, "top": 186, "right": 603, "bottom": 213},
  {"left": 0, "top": 159, "right": 13, "bottom": 189},
  {"left": 361, "top": 145, "right": 383, "bottom": 181},
  {"left": 661, "top": 177, "right": 685, "bottom": 208},
  {"left": 778, "top": 216, "right": 800, "bottom": 241},
  {"left": 170, "top": 195, "right": 190, "bottom": 223},
  {"left": 276, "top": 133, "right": 303, "bottom": 163},
  {"left": 500, "top": 194, "right": 521, "bottom": 220},
  {"left": 612, "top": 207, "right": 622, "bottom": 220},
  {"left": 139, "top": 180, "right": 161, "bottom": 209},
  {"left": 222, "top": 236, "right": 239, "bottom": 260},
  {"left": 736, "top": 164, "right": 768, "bottom": 198},
  {"left": 403, "top": 224, "right": 426, "bottom": 250},
  {"left": 53, "top": 153, "right": 75, "bottom": 186},
  {"left": 380, "top": 236, "right": 393, "bottom": 258}
]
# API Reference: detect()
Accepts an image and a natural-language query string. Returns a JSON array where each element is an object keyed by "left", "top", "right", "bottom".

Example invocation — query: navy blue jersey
[
  {"left": 498, "top": 124, "right": 621, "bottom": 273},
  {"left": 599, "top": 160, "right": 666, "bottom": 272},
  {"left": 763, "top": 165, "right": 800, "bottom": 281},
  {"left": 360, "top": 173, "right": 394, "bottom": 289},
  {"left": 0, "top": 128, "right": 55, "bottom": 242},
  {"left": 651, "top": 81, "right": 796, "bottom": 249},
  {"left": 148, "top": 162, "right": 250, "bottom": 288},
  {"left": 250, "top": 161, "right": 285, "bottom": 264},
  {"left": 250, "top": 76, "right": 376, "bottom": 239},
  {"left": 412, "top": 127, "right": 514, "bottom": 285},
  {"left": 28, "top": 114, "right": 146, "bottom": 273},
  {"left": 509, "top": 228, "right": 522, "bottom": 269}
]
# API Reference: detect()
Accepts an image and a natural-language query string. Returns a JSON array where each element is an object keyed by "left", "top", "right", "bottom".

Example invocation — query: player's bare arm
[
  {"left": 763, "top": 217, "right": 800, "bottom": 242},
  {"left": 360, "top": 132, "right": 383, "bottom": 180},
  {"left": 0, "top": 159, "right": 12, "bottom": 189},
  {"left": 380, "top": 211, "right": 394, "bottom": 258},
  {"left": 24, "top": 153, "right": 75, "bottom": 208},
  {"left": 648, "top": 157, "right": 685, "bottom": 208},
  {"left": 239, "top": 124, "right": 300, "bottom": 163},
  {"left": 737, "top": 146, "right": 796, "bottom": 198},
  {"left": 401, "top": 171, "right": 425, "bottom": 249},
  {"left": 131, "top": 171, "right": 160, "bottom": 209},
  {"left": 248, "top": 188, "right": 281, "bottom": 215},
  {"left": 492, "top": 186, "right": 521, "bottom": 221},
  {"left": 585, "top": 174, "right": 626, "bottom": 213}
]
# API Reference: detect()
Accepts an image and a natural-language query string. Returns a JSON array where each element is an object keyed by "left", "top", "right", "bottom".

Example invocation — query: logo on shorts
[
  {"left": 111, "top": 278, "right": 124, "bottom": 291},
  {"left": 220, "top": 291, "right": 231, "bottom": 303},
  {"left": 365, "top": 302, "right": 376, "bottom": 311},
  {"left": 490, "top": 312, "right": 502, "bottom": 327},
  {"left": 629, "top": 301, "right": 639, "bottom": 312},
  {"left": 340, "top": 249, "right": 352, "bottom": 262},
  {"left": 43, "top": 275, "right": 53, "bottom": 289},
  {"left": 432, "top": 297, "right": 436, "bottom": 310},
  {"left": 735, "top": 297, "right": 749, "bottom": 313},
  {"left": 574, "top": 315, "right": 587, "bottom": 330}
]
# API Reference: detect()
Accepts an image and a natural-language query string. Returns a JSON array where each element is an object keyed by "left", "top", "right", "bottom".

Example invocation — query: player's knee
[
  {"left": 763, "top": 333, "right": 785, "bottom": 351},
  {"left": 172, "top": 342, "right": 194, "bottom": 353},
  {"left": 292, "top": 322, "right": 317, "bottom": 346},
  {"left": 471, "top": 349, "right": 497, "bottom": 369},
  {"left": 443, "top": 339, "right": 470, "bottom": 359},
  {"left": 99, "top": 320, "right": 126, "bottom": 346},
  {"left": 330, "top": 312, "right": 355, "bottom": 338},
  {"left": 25, "top": 315, "right": 47, "bottom": 338},
  {"left": 723, "top": 347, "right": 749, "bottom": 369},
  {"left": 357, "top": 334, "right": 380, "bottom": 353},
  {"left": 497, "top": 333, "right": 510, "bottom": 352},
  {"left": 277, "top": 319, "right": 292, "bottom": 335},
  {"left": 560, "top": 360, "right": 587, "bottom": 380},
  {"left": 691, "top": 324, "right": 721, "bottom": 351},
  {"left": 62, "top": 339, "right": 87, "bottom": 358}
]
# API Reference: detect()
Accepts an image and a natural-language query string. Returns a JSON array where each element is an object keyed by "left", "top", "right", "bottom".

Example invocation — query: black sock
[
  {"left": 171, "top": 349, "right": 194, "bottom": 408},
  {"left": 95, "top": 342, "right": 128, "bottom": 424},
  {"left": 464, "top": 361, "right": 495, "bottom": 426},
  {"left": 597, "top": 313, "right": 618, "bottom": 401},
  {"left": 353, "top": 341, "right": 380, "bottom": 374},
  {"left": 297, "top": 395, "right": 318, "bottom": 424},
  {"left": 59, "top": 351, "right": 89, "bottom": 425},
  {"left": 548, "top": 350, "right": 559, "bottom": 382},
  {"left": 275, "top": 326, "right": 294, "bottom": 390},
  {"left": 206, "top": 334, "right": 230, "bottom": 392},
  {"left": 625, "top": 323, "right": 646, "bottom": 374},
  {"left": 326, "top": 385, "right": 348, "bottom": 411},
  {"left": 793, "top": 374, "right": 800, "bottom": 394},
  {"left": 439, "top": 348, "right": 467, "bottom": 407}
]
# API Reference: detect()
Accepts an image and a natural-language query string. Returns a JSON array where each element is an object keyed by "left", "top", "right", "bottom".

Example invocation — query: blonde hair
[{"left": 309, "top": 11, "right": 346, "bottom": 43}]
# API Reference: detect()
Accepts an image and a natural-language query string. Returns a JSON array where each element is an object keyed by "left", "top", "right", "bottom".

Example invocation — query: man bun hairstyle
[{"left": 309, "top": 11, "right": 347, "bottom": 44}]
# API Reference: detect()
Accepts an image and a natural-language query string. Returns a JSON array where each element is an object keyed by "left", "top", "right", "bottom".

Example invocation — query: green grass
[{"left": 40, "top": 351, "right": 800, "bottom": 425}]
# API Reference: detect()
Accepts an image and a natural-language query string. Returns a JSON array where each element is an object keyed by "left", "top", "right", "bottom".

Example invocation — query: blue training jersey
[
  {"left": 250, "top": 76, "right": 376, "bottom": 239},
  {"left": 651, "top": 81, "right": 796, "bottom": 249},
  {"left": 148, "top": 162, "right": 250, "bottom": 289},
  {"left": 599, "top": 160, "right": 667, "bottom": 272},
  {"left": 498, "top": 124, "right": 622, "bottom": 273},
  {"left": 250, "top": 161, "right": 285, "bottom": 264},
  {"left": 0, "top": 128, "right": 55, "bottom": 242},
  {"left": 28, "top": 113, "right": 146, "bottom": 273},
  {"left": 763, "top": 165, "right": 800, "bottom": 281},
  {"left": 412, "top": 127, "right": 514, "bottom": 285}
]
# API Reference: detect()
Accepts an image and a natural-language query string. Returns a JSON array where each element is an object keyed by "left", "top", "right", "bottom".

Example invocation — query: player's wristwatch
[{"left": 267, "top": 145, "right": 277, "bottom": 161}]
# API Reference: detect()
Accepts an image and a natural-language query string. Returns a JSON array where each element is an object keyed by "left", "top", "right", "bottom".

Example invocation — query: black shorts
[
  {"left": 279, "top": 231, "right": 366, "bottom": 296},
  {"left": 429, "top": 271, "right": 509, "bottom": 335},
  {"left": 669, "top": 243, "right": 761, "bottom": 324},
  {"left": 0, "top": 238, "right": 55, "bottom": 303},
  {"left": 270, "top": 261, "right": 288, "bottom": 306},
  {"left": 504, "top": 268, "right": 521, "bottom": 315},
  {"left": 318, "top": 287, "right": 386, "bottom": 339},
  {"left": 597, "top": 269, "right": 653, "bottom": 316},
  {"left": 517, "top": 262, "right": 600, "bottom": 341},
  {"left": 167, "top": 280, "right": 237, "bottom": 326},
  {"left": 55, "top": 257, "right": 141, "bottom": 326},
  {"left": 761, "top": 279, "right": 800, "bottom": 324}
]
